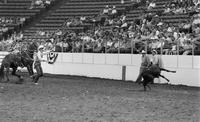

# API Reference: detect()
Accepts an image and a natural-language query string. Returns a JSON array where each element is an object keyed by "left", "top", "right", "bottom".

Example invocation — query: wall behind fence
[
  {"left": 0, "top": 52, "right": 198, "bottom": 87},
  {"left": 41, "top": 53, "right": 200, "bottom": 87}
]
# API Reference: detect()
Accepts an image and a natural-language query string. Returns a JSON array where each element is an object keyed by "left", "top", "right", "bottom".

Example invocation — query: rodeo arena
[{"left": 0, "top": 0, "right": 200, "bottom": 121}]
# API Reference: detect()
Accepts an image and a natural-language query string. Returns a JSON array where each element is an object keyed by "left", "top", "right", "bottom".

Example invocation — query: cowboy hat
[
  {"left": 152, "top": 50, "right": 157, "bottom": 54},
  {"left": 141, "top": 50, "right": 146, "bottom": 54},
  {"left": 38, "top": 45, "right": 44, "bottom": 50}
]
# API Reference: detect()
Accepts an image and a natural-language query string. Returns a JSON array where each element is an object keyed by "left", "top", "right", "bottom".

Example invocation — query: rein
[{"left": 21, "top": 50, "right": 34, "bottom": 61}]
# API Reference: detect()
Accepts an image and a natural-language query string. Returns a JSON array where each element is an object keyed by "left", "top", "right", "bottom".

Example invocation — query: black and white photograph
[{"left": 0, "top": 0, "right": 199, "bottom": 121}]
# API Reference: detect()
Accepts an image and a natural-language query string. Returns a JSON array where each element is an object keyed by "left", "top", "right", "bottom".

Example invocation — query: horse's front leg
[
  {"left": 27, "top": 64, "right": 34, "bottom": 76},
  {"left": 159, "top": 74, "right": 170, "bottom": 82},
  {"left": 160, "top": 68, "right": 176, "bottom": 73}
]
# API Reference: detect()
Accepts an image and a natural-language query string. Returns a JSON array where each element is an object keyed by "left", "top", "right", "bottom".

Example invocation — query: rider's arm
[{"left": 37, "top": 52, "right": 47, "bottom": 62}]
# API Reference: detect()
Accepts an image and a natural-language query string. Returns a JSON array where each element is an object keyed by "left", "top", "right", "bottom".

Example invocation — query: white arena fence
[{"left": 0, "top": 52, "right": 199, "bottom": 87}]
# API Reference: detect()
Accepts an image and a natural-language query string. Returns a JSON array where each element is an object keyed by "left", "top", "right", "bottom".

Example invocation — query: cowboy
[
  {"left": 149, "top": 50, "right": 164, "bottom": 83},
  {"left": 136, "top": 50, "right": 151, "bottom": 83},
  {"left": 150, "top": 50, "right": 163, "bottom": 68},
  {"left": 31, "top": 45, "right": 47, "bottom": 85}
]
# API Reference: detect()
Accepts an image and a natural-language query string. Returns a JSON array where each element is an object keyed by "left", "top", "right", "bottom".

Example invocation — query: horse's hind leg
[
  {"left": 5, "top": 67, "right": 10, "bottom": 82},
  {"left": 143, "top": 84, "right": 147, "bottom": 91},
  {"left": 12, "top": 67, "right": 23, "bottom": 84},
  {"left": 159, "top": 74, "right": 170, "bottom": 82},
  {"left": 146, "top": 84, "right": 151, "bottom": 90},
  {"left": 12, "top": 67, "right": 21, "bottom": 78},
  {"left": 142, "top": 80, "right": 148, "bottom": 91},
  {"left": 160, "top": 68, "right": 176, "bottom": 73}
]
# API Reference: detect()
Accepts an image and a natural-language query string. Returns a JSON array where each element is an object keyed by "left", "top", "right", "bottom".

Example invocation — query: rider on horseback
[
  {"left": 148, "top": 50, "right": 163, "bottom": 82},
  {"left": 135, "top": 50, "right": 151, "bottom": 83}
]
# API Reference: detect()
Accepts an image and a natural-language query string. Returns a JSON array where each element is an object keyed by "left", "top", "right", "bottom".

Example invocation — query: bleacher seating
[
  {"left": 1, "top": 0, "right": 198, "bottom": 55},
  {"left": 0, "top": 0, "right": 52, "bottom": 38},
  {"left": 22, "top": 0, "right": 192, "bottom": 39},
  {"left": 23, "top": 0, "right": 132, "bottom": 39}
]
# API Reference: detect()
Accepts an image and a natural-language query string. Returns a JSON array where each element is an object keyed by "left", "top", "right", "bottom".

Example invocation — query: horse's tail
[{"left": 0, "top": 64, "right": 4, "bottom": 81}]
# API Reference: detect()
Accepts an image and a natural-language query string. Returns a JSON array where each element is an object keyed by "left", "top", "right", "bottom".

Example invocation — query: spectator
[
  {"left": 111, "top": 6, "right": 117, "bottom": 18},
  {"left": 121, "top": 0, "right": 124, "bottom": 4},
  {"left": 103, "top": 5, "right": 109, "bottom": 15},
  {"left": 148, "top": 0, "right": 156, "bottom": 10}
]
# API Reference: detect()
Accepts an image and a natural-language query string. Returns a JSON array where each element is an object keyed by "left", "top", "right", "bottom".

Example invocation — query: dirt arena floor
[{"left": 0, "top": 74, "right": 199, "bottom": 122}]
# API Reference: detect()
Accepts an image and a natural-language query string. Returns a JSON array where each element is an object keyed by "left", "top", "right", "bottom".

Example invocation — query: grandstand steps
[
  {"left": 0, "top": 6, "right": 30, "bottom": 9},
  {"left": 7, "top": 0, "right": 31, "bottom": 3},
  {"left": 44, "top": 15, "right": 94, "bottom": 20},
  {"left": 126, "top": 0, "right": 190, "bottom": 24},
  {"left": 0, "top": 9, "right": 40, "bottom": 13},
  {"left": 35, "top": 23, "right": 63, "bottom": 27},
  {"left": 160, "top": 14, "right": 189, "bottom": 19},
  {"left": 60, "top": 5, "right": 125, "bottom": 9},
  {"left": 21, "top": 0, "right": 66, "bottom": 32},
  {"left": 0, "top": 3, "right": 30, "bottom": 6},
  {"left": 51, "top": 12, "right": 98, "bottom": 16},
  {"left": 0, "top": 13, "right": 37, "bottom": 17},
  {"left": 29, "top": 26, "right": 84, "bottom": 30},
  {"left": 40, "top": 19, "right": 65, "bottom": 23},
  {"left": 55, "top": 8, "right": 124, "bottom": 12},
  {"left": 64, "top": 1, "right": 132, "bottom": 5},
  {"left": 0, "top": 0, "right": 49, "bottom": 39},
  {"left": 23, "top": 0, "right": 131, "bottom": 39}
]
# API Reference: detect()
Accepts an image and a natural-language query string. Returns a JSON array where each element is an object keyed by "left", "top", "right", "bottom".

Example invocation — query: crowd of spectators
[
  {"left": 48, "top": 0, "right": 199, "bottom": 55},
  {"left": 0, "top": 0, "right": 199, "bottom": 55},
  {"left": 0, "top": 17, "right": 26, "bottom": 38},
  {"left": 0, "top": 17, "right": 26, "bottom": 27},
  {"left": 29, "top": 0, "right": 53, "bottom": 9},
  {"left": 0, "top": 31, "right": 24, "bottom": 51},
  {"left": 163, "top": 0, "right": 200, "bottom": 15}
]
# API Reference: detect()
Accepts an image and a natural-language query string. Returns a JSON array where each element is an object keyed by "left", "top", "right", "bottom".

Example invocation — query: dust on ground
[{"left": 0, "top": 75, "right": 199, "bottom": 122}]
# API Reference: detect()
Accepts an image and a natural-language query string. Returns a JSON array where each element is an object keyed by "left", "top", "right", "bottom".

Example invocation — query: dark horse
[
  {"left": 0, "top": 42, "right": 38, "bottom": 83},
  {"left": 138, "top": 64, "right": 176, "bottom": 91}
]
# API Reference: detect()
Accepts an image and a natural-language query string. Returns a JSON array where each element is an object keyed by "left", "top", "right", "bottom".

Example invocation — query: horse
[
  {"left": 138, "top": 64, "right": 176, "bottom": 91},
  {"left": 0, "top": 42, "right": 38, "bottom": 83}
]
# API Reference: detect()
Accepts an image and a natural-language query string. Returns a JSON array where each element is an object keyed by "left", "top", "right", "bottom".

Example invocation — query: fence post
[
  {"left": 192, "top": 41, "right": 194, "bottom": 69},
  {"left": 122, "top": 66, "right": 126, "bottom": 81}
]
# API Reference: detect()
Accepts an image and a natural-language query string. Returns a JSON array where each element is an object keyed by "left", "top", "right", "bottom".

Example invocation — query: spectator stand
[
  {"left": 1, "top": 0, "right": 199, "bottom": 55},
  {"left": 0, "top": 0, "right": 57, "bottom": 40}
]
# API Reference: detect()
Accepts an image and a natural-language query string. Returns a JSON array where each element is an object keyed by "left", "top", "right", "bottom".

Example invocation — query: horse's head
[{"left": 28, "top": 41, "right": 38, "bottom": 53}]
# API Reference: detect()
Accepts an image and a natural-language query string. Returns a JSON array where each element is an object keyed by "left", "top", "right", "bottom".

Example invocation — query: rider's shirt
[
  {"left": 33, "top": 51, "right": 44, "bottom": 67},
  {"left": 150, "top": 55, "right": 163, "bottom": 68},
  {"left": 151, "top": 55, "right": 159, "bottom": 65},
  {"left": 141, "top": 55, "right": 150, "bottom": 68}
]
